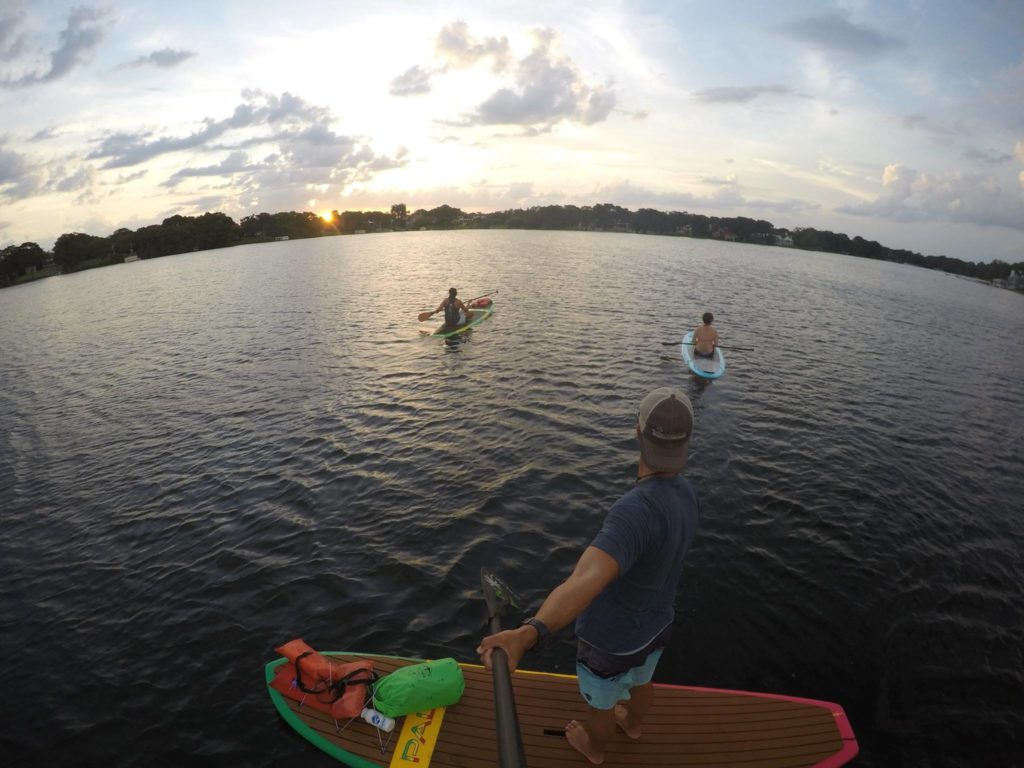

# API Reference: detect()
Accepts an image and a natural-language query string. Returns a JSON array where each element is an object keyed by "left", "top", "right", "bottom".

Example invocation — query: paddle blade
[
  {"left": 481, "top": 569, "right": 521, "bottom": 622},
  {"left": 418, "top": 312, "right": 431, "bottom": 322}
]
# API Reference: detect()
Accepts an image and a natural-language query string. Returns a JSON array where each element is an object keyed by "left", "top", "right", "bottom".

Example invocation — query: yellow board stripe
[
  {"left": 388, "top": 707, "right": 446, "bottom": 767},
  {"left": 458, "top": 661, "right": 579, "bottom": 682}
]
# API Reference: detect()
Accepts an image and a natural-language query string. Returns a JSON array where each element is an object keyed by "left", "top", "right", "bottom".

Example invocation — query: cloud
[
  {"left": 0, "top": 10, "right": 27, "bottom": 62},
  {"left": 390, "top": 65, "right": 432, "bottom": 96},
  {"left": 1016, "top": 140, "right": 1024, "bottom": 163},
  {"left": 53, "top": 164, "right": 96, "bottom": 193},
  {"left": 900, "top": 113, "right": 956, "bottom": 142},
  {"left": 780, "top": 11, "right": 905, "bottom": 58},
  {"left": 0, "top": 143, "right": 29, "bottom": 184},
  {"left": 115, "top": 169, "right": 147, "bottom": 183},
  {"left": 435, "top": 21, "right": 510, "bottom": 72},
  {"left": 700, "top": 175, "right": 738, "bottom": 186},
  {"left": 90, "top": 92, "right": 412, "bottom": 201},
  {"left": 29, "top": 126, "right": 60, "bottom": 142},
  {"left": 163, "top": 150, "right": 251, "bottom": 187},
  {"left": 184, "top": 195, "right": 228, "bottom": 213},
  {"left": 122, "top": 48, "right": 197, "bottom": 69},
  {"left": 336, "top": 180, "right": 542, "bottom": 213},
  {"left": 586, "top": 179, "right": 818, "bottom": 215},
  {"left": 694, "top": 84, "right": 792, "bottom": 104},
  {"left": 1, "top": 6, "right": 111, "bottom": 88},
  {"left": 462, "top": 27, "right": 616, "bottom": 130},
  {"left": 837, "top": 163, "right": 1024, "bottom": 231},
  {"left": 87, "top": 90, "right": 331, "bottom": 168},
  {"left": 963, "top": 147, "right": 1013, "bottom": 165},
  {"left": 0, "top": 87, "right": 408, "bottom": 214},
  {"left": 0, "top": 138, "right": 104, "bottom": 203},
  {"left": 0, "top": 141, "right": 43, "bottom": 200}
]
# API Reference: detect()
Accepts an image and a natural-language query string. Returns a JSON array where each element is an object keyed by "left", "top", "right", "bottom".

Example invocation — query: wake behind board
[
  {"left": 682, "top": 330, "right": 726, "bottom": 379},
  {"left": 266, "top": 652, "right": 858, "bottom": 767},
  {"left": 431, "top": 302, "right": 494, "bottom": 338}
]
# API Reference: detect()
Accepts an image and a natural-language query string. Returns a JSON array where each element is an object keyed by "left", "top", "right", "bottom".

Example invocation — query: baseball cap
[{"left": 637, "top": 387, "right": 694, "bottom": 473}]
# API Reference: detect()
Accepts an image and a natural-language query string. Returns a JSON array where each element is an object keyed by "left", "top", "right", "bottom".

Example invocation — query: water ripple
[{"left": 1, "top": 232, "right": 1022, "bottom": 766}]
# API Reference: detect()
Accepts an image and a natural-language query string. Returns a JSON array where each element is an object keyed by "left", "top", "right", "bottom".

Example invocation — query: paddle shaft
[
  {"left": 481, "top": 569, "right": 527, "bottom": 768},
  {"left": 667, "top": 341, "right": 754, "bottom": 352},
  {"left": 489, "top": 613, "right": 527, "bottom": 768}
]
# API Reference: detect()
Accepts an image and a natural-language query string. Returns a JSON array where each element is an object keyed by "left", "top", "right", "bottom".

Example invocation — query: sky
[{"left": 1, "top": 0, "right": 1022, "bottom": 262}]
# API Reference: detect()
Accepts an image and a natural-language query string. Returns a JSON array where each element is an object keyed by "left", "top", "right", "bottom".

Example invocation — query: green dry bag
[{"left": 373, "top": 658, "right": 465, "bottom": 717}]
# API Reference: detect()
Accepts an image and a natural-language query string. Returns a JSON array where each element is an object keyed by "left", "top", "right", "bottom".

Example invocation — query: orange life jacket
[{"left": 269, "top": 638, "right": 376, "bottom": 720}]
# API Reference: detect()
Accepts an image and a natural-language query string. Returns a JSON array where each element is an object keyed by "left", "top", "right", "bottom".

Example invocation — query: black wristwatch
[{"left": 521, "top": 617, "right": 551, "bottom": 649}]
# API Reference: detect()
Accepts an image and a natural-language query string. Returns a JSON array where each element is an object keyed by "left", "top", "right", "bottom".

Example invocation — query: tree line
[{"left": 2, "top": 203, "right": 1021, "bottom": 287}]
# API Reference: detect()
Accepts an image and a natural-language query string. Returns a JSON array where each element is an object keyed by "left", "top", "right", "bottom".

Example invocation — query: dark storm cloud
[
  {"left": 780, "top": 12, "right": 905, "bottom": 57},
  {"left": 694, "top": 84, "right": 792, "bottom": 103},
  {"left": 122, "top": 48, "right": 197, "bottom": 69}
]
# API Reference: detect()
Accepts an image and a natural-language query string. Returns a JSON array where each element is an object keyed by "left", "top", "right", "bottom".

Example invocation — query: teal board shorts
[{"left": 575, "top": 648, "right": 664, "bottom": 711}]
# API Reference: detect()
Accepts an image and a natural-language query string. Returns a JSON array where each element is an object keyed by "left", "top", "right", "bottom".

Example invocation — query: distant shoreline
[{"left": 3, "top": 204, "right": 1022, "bottom": 291}]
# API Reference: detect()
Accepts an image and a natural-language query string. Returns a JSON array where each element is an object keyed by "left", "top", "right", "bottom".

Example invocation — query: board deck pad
[{"left": 266, "top": 653, "right": 858, "bottom": 767}]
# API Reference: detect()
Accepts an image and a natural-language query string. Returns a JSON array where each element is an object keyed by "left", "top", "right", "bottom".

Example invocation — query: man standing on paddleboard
[{"left": 478, "top": 388, "right": 700, "bottom": 765}]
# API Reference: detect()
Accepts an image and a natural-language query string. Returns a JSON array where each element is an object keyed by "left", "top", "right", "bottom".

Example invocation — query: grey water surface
[{"left": 1, "top": 230, "right": 1021, "bottom": 767}]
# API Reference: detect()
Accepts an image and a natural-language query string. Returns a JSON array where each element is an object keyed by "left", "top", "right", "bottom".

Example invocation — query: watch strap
[{"left": 522, "top": 617, "right": 551, "bottom": 649}]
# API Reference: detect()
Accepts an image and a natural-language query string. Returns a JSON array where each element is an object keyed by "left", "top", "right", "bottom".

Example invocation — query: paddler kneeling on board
[
  {"left": 478, "top": 388, "right": 700, "bottom": 765},
  {"left": 692, "top": 311, "right": 720, "bottom": 358},
  {"left": 422, "top": 287, "right": 473, "bottom": 329}
]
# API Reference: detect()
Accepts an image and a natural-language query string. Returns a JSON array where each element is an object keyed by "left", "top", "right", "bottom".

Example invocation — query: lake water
[{"left": 1, "top": 230, "right": 1021, "bottom": 767}]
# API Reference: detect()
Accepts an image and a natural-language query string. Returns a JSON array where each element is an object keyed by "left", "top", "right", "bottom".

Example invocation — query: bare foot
[
  {"left": 614, "top": 704, "right": 642, "bottom": 739},
  {"left": 565, "top": 720, "right": 604, "bottom": 765}
]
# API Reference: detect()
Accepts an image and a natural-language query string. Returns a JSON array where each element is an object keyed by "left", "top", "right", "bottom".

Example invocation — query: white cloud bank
[
  {"left": 393, "top": 23, "right": 616, "bottom": 132},
  {"left": 837, "top": 164, "right": 1024, "bottom": 231}
]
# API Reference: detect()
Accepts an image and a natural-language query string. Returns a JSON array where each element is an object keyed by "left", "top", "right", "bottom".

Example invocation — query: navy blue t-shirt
[{"left": 575, "top": 475, "right": 699, "bottom": 654}]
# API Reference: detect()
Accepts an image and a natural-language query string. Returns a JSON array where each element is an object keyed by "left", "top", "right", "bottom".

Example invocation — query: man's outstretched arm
[{"left": 477, "top": 546, "right": 620, "bottom": 672}]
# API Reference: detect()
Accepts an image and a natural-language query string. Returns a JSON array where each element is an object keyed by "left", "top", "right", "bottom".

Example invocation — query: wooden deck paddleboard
[{"left": 265, "top": 652, "right": 858, "bottom": 767}]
